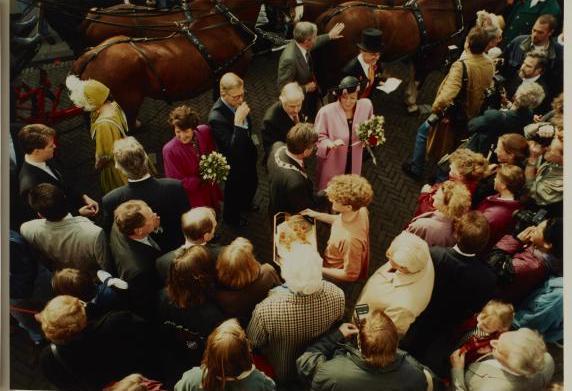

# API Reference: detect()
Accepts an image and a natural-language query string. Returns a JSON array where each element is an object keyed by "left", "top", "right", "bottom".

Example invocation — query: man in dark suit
[
  {"left": 155, "top": 206, "right": 222, "bottom": 285},
  {"left": 109, "top": 200, "right": 162, "bottom": 319},
  {"left": 261, "top": 82, "right": 305, "bottom": 164},
  {"left": 277, "top": 21, "right": 344, "bottom": 120},
  {"left": 342, "top": 27, "right": 384, "bottom": 100},
  {"left": 102, "top": 137, "right": 189, "bottom": 253},
  {"left": 17, "top": 124, "right": 99, "bottom": 221},
  {"left": 267, "top": 123, "right": 321, "bottom": 218},
  {"left": 208, "top": 72, "right": 258, "bottom": 227},
  {"left": 400, "top": 211, "right": 497, "bottom": 375}
]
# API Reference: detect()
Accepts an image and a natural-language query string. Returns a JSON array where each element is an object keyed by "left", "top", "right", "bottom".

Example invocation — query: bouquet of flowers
[
  {"left": 199, "top": 152, "right": 230, "bottom": 184},
  {"left": 356, "top": 115, "right": 386, "bottom": 165}
]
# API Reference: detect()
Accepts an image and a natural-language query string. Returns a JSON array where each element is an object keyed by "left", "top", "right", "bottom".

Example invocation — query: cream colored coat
[{"left": 357, "top": 259, "right": 435, "bottom": 336}]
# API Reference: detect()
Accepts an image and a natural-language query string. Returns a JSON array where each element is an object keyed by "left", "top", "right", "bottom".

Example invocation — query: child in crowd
[
  {"left": 454, "top": 299, "right": 514, "bottom": 365},
  {"left": 52, "top": 268, "right": 128, "bottom": 317}
]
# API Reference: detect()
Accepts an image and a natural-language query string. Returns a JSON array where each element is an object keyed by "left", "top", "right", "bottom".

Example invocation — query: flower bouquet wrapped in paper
[
  {"left": 356, "top": 115, "right": 386, "bottom": 165},
  {"left": 199, "top": 152, "right": 230, "bottom": 184}
]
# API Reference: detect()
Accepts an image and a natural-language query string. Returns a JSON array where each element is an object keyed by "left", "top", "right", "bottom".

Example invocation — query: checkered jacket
[{"left": 247, "top": 281, "right": 345, "bottom": 380}]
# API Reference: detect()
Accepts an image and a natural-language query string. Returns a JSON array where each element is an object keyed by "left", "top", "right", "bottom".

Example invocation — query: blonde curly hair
[
  {"left": 326, "top": 174, "right": 373, "bottom": 210},
  {"left": 36, "top": 295, "right": 87, "bottom": 344},
  {"left": 449, "top": 148, "right": 489, "bottom": 182},
  {"left": 436, "top": 180, "right": 471, "bottom": 219}
]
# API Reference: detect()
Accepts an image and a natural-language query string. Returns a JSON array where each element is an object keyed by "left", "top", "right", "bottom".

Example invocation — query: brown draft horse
[
  {"left": 312, "top": 0, "right": 507, "bottom": 99},
  {"left": 71, "top": 0, "right": 295, "bottom": 127},
  {"left": 300, "top": 0, "right": 405, "bottom": 23},
  {"left": 81, "top": 0, "right": 296, "bottom": 46}
]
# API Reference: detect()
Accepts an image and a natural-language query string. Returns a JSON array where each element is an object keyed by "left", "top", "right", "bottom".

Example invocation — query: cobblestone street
[{"left": 10, "top": 39, "right": 563, "bottom": 389}]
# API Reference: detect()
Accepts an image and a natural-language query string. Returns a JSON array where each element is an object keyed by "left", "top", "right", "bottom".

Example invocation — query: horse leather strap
[
  {"left": 181, "top": 26, "right": 220, "bottom": 76},
  {"left": 127, "top": 41, "right": 172, "bottom": 104},
  {"left": 405, "top": 0, "right": 429, "bottom": 49}
]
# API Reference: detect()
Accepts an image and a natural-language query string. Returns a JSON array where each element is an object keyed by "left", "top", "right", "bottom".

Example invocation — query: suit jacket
[
  {"left": 20, "top": 216, "right": 111, "bottom": 274},
  {"left": 207, "top": 98, "right": 258, "bottom": 218},
  {"left": 261, "top": 101, "right": 296, "bottom": 163},
  {"left": 451, "top": 353, "right": 554, "bottom": 391},
  {"left": 425, "top": 247, "right": 497, "bottom": 325},
  {"left": 277, "top": 35, "right": 330, "bottom": 90},
  {"left": 267, "top": 142, "right": 316, "bottom": 218},
  {"left": 207, "top": 98, "right": 257, "bottom": 167},
  {"left": 109, "top": 224, "right": 161, "bottom": 319},
  {"left": 342, "top": 57, "right": 384, "bottom": 99},
  {"left": 18, "top": 160, "right": 82, "bottom": 219},
  {"left": 102, "top": 177, "right": 190, "bottom": 253}
]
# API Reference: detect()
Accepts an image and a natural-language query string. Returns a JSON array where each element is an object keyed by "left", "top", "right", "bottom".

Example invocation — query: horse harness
[
  {"left": 321, "top": 0, "right": 464, "bottom": 58},
  {"left": 179, "top": 0, "right": 257, "bottom": 79},
  {"left": 75, "top": 0, "right": 257, "bottom": 102}
]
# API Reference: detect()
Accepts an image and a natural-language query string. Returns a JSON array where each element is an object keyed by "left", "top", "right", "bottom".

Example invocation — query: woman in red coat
[
  {"left": 162, "top": 105, "right": 223, "bottom": 213},
  {"left": 477, "top": 164, "right": 525, "bottom": 249}
]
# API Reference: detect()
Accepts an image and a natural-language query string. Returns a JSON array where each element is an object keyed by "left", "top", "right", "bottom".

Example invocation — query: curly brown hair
[
  {"left": 449, "top": 148, "right": 489, "bottom": 181},
  {"left": 168, "top": 105, "right": 200, "bottom": 130},
  {"left": 326, "top": 174, "right": 373, "bottom": 210}
]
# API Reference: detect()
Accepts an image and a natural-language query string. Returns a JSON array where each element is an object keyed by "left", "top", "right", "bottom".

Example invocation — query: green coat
[{"left": 504, "top": 0, "right": 561, "bottom": 45}]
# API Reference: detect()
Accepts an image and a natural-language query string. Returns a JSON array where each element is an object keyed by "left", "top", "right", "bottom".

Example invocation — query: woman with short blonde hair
[
  {"left": 214, "top": 237, "right": 281, "bottom": 324},
  {"left": 36, "top": 295, "right": 87, "bottom": 344},
  {"left": 175, "top": 319, "right": 276, "bottom": 391}
]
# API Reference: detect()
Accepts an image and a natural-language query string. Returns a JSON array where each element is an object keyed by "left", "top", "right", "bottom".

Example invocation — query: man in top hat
[
  {"left": 342, "top": 28, "right": 384, "bottom": 100},
  {"left": 343, "top": 28, "right": 419, "bottom": 112}
]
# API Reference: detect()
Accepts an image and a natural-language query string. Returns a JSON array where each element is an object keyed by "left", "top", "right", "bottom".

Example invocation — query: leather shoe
[
  {"left": 401, "top": 162, "right": 422, "bottom": 181},
  {"left": 11, "top": 15, "right": 38, "bottom": 37},
  {"left": 11, "top": 34, "right": 42, "bottom": 55}
]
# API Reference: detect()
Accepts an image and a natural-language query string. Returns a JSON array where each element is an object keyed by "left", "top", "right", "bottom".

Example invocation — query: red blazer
[{"left": 477, "top": 195, "right": 522, "bottom": 249}]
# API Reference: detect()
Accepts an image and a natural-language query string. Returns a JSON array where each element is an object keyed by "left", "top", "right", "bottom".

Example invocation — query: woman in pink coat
[
  {"left": 315, "top": 76, "right": 374, "bottom": 190},
  {"left": 162, "top": 105, "right": 223, "bottom": 213}
]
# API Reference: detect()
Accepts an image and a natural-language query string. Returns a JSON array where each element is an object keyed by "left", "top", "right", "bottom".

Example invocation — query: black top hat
[
  {"left": 333, "top": 76, "right": 361, "bottom": 95},
  {"left": 357, "top": 28, "right": 383, "bottom": 53}
]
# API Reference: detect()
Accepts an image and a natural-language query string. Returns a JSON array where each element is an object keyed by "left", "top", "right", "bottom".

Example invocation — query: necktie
[
  {"left": 368, "top": 64, "right": 375, "bottom": 85},
  {"left": 305, "top": 52, "right": 313, "bottom": 73}
]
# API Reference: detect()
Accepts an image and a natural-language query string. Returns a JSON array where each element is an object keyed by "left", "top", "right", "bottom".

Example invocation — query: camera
[
  {"left": 513, "top": 208, "right": 548, "bottom": 235},
  {"left": 443, "top": 45, "right": 461, "bottom": 72},
  {"left": 483, "top": 74, "right": 506, "bottom": 110}
]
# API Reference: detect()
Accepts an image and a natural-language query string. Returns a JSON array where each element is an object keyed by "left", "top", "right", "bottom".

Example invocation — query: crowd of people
[{"left": 8, "top": 2, "right": 564, "bottom": 391}]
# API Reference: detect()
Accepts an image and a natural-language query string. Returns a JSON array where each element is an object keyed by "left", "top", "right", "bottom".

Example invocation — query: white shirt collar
[
  {"left": 133, "top": 236, "right": 154, "bottom": 247},
  {"left": 357, "top": 53, "right": 371, "bottom": 76},
  {"left": 296, "top": 42, "right": 308, "bottom": 60},
  {"left": 128, "top": 173, "right": 151, "bottom": 183},
  {"left": 24, "top": 155, "right": 58, "bottom": 179},
  {"left": 452, "top": 245, "right": 475, "bottom": 257},
  {"left": 522, "top": 74, "right": 541, "bottom": 84},
  {"left": 285, "top": 149, "right": 304, "bottom": 168}
]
